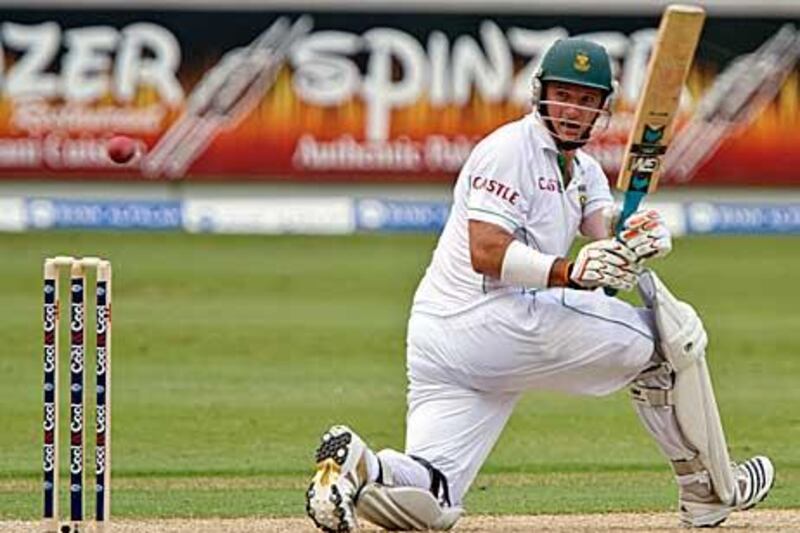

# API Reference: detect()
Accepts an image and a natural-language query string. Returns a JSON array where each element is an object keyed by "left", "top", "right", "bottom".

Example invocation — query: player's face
[{"left": 543, "top": 82, "right": 605, "bottom": 141}]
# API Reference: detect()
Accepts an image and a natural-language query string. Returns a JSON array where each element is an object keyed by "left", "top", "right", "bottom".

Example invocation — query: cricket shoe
[
  {"left": 306, "top": 425, "right": 371, "bottom": 532},
  {"left": 679, "top": 455, "right": 775, "bottom": 528}
]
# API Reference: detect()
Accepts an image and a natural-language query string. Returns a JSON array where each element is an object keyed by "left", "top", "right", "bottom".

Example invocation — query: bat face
[
  {"left": 616, "top": 5, "right": 706, "bottom": 198},
  {"left": 627, "top": 124, "right": 667, "bottom": 193}
]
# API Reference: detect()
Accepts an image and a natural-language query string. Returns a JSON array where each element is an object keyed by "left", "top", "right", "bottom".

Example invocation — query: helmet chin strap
[
  {"left": 553, "top": 133, "right": 589, "bottom": 151},
  {"left": 537, "top": 103, "right": 592, "bottom": 151}
]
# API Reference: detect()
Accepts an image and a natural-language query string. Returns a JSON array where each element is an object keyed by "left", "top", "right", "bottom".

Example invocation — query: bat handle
[
  {"left": 615, "top": 190, "right": 646, "bottom": 235},
  {"left": 604, "top": 190, "right": 647, "bottom": 296}
]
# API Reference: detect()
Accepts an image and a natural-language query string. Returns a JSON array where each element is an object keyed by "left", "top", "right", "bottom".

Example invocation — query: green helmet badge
[{"left": 573, "top": 51, "right": 591, "bottom": 73}]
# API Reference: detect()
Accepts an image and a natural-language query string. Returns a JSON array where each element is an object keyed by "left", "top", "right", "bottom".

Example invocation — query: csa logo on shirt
[
  {"left": 537, "top": 177, "right": 563, "bottom": 193},
  {"left": 472, "top": 176, "right": 520, "bottom": 205}
]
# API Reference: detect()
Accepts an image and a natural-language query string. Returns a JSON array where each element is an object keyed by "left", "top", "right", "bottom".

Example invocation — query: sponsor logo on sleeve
[{"left": 471, "top": 176, "right": 520, "bottom": 205}]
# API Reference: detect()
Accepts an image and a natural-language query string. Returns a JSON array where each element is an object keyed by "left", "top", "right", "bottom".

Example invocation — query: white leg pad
[
  {"left": 356, "top": 483, "right": 463, "bottom": 531},
  {"left": 673, "top": 358, "right": 736, "bottom": 505},
  {"left": 638, "top": 270, "right": 736, "bottom": 505}
]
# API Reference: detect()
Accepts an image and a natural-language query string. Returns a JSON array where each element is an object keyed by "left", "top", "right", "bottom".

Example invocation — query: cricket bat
[{"left": 615, "top": 4, "right": 706, "bottom": 232}]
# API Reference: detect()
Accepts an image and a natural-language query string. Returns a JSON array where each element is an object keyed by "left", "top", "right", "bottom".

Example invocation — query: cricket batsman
[{"left": 305, "top": 37, "right": 774, "bottom": 531}]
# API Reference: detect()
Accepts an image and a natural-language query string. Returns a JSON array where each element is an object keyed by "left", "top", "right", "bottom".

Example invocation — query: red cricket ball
[{"left": 106, "top": 135, "right": 137, "bottom": 164}]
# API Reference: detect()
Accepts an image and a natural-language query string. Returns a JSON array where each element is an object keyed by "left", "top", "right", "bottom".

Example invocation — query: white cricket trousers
[{"left": 404, "top": 288, "right": 656, "bottom": 505}]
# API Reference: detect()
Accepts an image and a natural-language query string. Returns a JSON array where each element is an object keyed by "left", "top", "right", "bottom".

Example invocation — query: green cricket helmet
[
  {"left": 532, "top": 38, "right": 615, "bottom": 149},
  {"left": 535, "top": 38, "right": 614, "bottom": 95}
]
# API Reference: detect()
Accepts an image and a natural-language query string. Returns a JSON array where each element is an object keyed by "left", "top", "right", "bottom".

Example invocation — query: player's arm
[
  {"left": 468, "top": 220, "right": 639, "bottom": 291},
  {"left": 580, "top": 208, "right": 612, "bottom": 240},
  {"left": 468, "top": 220, "right": 514, "bottom": 278},
  {"left": 469, "top": 220, "right": 566, "bottom": 287}
]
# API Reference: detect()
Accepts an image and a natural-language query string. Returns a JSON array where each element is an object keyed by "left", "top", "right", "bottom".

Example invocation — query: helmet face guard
[
  {"left": 535, "top": 97, "right": 612, "bottom": 148},
  {"left": 531, "top": 38, "right": 616, "bottom": 149}
]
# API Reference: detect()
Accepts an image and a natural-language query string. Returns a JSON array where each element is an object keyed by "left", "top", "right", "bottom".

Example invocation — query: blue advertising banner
[
  {"left": 685, "top": 202, "right": 800, "bottom": 234},
  {"left": 25, "top": 198, "right": 183, "bottom": 230},
  {"left": 356, "top": 199, "right": 450, "bottom": 232},
  {"left": 9, "top": 196, "right": 800, "bottom": 235}
]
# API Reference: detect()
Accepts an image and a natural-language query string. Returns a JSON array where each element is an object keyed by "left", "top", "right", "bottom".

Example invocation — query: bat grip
[
  {"left": 604, "top": 190, "right": 647, "bottom": 296},
  {"left": 615, "top": 190, "right": 646, "bottom": 235}
]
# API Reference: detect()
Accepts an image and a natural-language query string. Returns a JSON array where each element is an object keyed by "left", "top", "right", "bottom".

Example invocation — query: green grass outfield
[{"left": 0, "top": 232, "right": 798, "bottom": 520}]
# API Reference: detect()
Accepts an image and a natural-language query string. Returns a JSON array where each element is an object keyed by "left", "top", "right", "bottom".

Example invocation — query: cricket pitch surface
[{"left": 2, "top": 510, "right": 798, "bottom": 532}]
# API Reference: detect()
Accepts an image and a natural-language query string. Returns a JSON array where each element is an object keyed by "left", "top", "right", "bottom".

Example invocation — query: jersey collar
[
  {"left": 525, "top": 112, "right": 585, "bottom": 168},
  {"left": 525, "top": 112, "right": 559, "bottom": 154}
]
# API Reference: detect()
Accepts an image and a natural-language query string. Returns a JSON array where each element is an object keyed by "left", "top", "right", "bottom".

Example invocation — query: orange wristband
[{"left": 548, "top": 258, "right": 572, "bottom": 288}]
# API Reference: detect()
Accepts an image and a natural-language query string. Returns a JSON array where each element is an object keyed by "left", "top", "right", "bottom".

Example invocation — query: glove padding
[
  {"left": 618, "top": 209, "right": 672, "bottom": 261},
  {"left": 571, "top": 239, "right": 641, "bottom": 292}
]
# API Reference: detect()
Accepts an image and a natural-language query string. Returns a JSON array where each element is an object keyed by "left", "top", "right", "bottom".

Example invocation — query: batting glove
[
  {"left": 570, "top": 238, "right": 642, "bottom": 292},
  {"left": 618, "top": 209, "right": 672, "bottom": 262}
]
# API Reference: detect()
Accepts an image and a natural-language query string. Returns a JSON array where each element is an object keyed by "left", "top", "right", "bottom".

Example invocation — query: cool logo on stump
[
  {"left": 44, "top": 345, "right": 56, "bottom": 373},
  {"left": 44, "top": 304, "right": 57, "bottom": 333},
  {"left": 96, "top": 405, "right": 106, "bottom": 435},
  {"left": 70, "top": 404, "right": 83, "bottom": 434},
  {"left": 96, "top": 347, "right": 107, "bottom": 375},
  {"left": 70, "top": 303, "right": 84, "bottom": 334},
  {"left": 70, "top": 445, "right": 83, "bottom": 475},
  {"left": 70, "top": 347, "right": 85, "bottom": 373}
]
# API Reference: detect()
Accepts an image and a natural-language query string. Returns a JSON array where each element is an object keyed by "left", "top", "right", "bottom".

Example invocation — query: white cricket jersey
[{"left": 412, "top": 113, "right": 613, "bottom": 316}]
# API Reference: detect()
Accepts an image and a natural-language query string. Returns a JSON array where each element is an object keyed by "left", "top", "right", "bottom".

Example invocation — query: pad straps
[
  {"left": 672, "top": 456, "right": 707, "bottom": 476},
  {"left": 409, "top": 455, "right": 452, "bottom": 508},
  {"left": 631, "top": 361, "right": 675, "bottom": 407}
]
